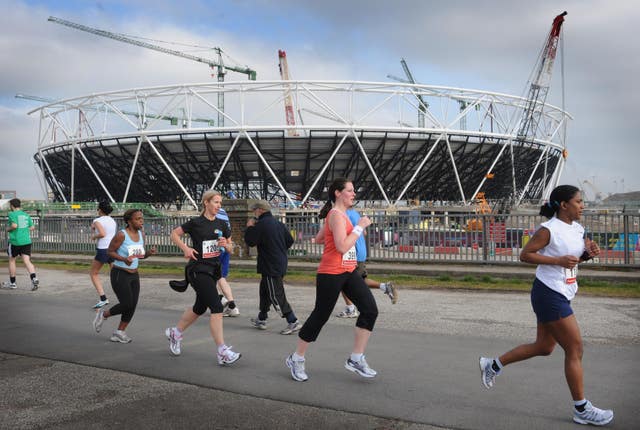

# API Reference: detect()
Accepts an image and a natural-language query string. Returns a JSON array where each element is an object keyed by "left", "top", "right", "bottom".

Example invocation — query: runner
[
  {"left": 333, "top": 208, "right": 397, "bottom": 318},
  {"left": 2, "top": 198, "right": 39, "bottom": 291},
  {"left": 89, "top": 201, "right": 117, "bottom": 308},
  {"left": 479, "top": 185, "right": 614, "bottom": 426},
  {"left": 165, "top": 190, "right": 241, "bottom": 366},
  {"left": 285, "top": 177, "right": 379, "bottom": 382},
  {"left": 92, "top": 208, "right": 156, "bottom": 343},
  {"left": 216, "top": 206, "right": 240, "bottom": 317}
]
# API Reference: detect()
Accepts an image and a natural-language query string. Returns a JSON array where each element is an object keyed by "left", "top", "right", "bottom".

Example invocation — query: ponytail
[
  {"left": 319, "top": 200, "right": 333, "bottom": 219},
  {"left": 318, "top": 177, "right": 351, "bottom": 219}
]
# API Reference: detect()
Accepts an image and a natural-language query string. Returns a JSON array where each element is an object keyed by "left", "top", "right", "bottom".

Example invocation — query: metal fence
[
  {"left": 282, "top": 210, "right": 640, "bottom": 267},
  {"left": 1, "top": 211, "right": 638, "bottom": 268}
]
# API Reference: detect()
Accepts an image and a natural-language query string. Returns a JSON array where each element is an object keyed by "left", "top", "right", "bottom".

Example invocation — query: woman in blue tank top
[{"left": 92, "top": 209, "right": 156, "bottom": 343}]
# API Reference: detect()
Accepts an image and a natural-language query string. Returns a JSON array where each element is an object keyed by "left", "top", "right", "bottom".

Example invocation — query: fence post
[
  {"left": 623, "top": 213, "right": 630, "bottom": 265},
  {"left": 481, "top": 214, "right": 488, "bottom": 262},
  {"left": 62, "top": 217, "right": 67, "bottom": 253}
]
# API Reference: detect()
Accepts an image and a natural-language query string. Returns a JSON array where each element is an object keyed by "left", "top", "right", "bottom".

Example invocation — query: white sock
[
  {"left": 292, "top": 352, "right": 305, "bottom": 361},
  {"left": 346, "top": 304, "right": 356, "bottom": 312},
  {"left": 494, "top": 357, "right": 504, "bottom": 370},
  {"left": 379, "top": 283, "right": 386, "bottom": 291},
  {"left": 217, "top": 344, "right": 228, "bottom": 354},
  {"left": 350, "top": 353, "right": 364, "bottom": 362},
  {"left": 574, "top": 399, "right": 587, "bottom": 409}
]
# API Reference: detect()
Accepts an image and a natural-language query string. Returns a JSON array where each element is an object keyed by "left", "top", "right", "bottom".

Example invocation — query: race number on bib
[
  {"left": 564, "top": 267, "right": 577, "bottom": 285},
  {"left": 202, "top": 239, "right": 220, "bottom": 259},
  {"left": 342, "top": 245, "right": 357, "bottom": 267},
  {"left": 127, "top": 245, "right": 145, "bottom": 258}
]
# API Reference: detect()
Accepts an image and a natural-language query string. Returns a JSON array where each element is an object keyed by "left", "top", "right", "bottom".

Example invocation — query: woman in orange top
[{"left": 286, "top": 177, "right": 379, "bottom": 382}]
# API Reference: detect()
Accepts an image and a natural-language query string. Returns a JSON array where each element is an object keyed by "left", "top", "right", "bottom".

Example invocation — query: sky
[{"left": 1, "top": 0, "right": 638, "bottom": 201}]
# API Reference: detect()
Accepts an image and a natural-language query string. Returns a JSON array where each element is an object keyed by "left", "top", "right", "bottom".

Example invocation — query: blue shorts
[
  {"left": 530, "top": 278, "right": 574, "bottom": 323},
  {"left": 219, "top": 251, "right": 230, "bottom": 278},
  {"left": 94, "top": 248, "right": 114, "bottom": 264}
]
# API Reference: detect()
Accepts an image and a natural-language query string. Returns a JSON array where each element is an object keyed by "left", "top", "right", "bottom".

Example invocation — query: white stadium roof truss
[{"left": 29, "top": 80, "right": 571, "bottom": 209}]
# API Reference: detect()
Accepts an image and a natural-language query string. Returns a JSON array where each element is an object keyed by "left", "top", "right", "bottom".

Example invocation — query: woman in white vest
[
  {"left": 90, "top": 201, "right": 117, "bottom": 309},
  {"left": 479, "top": 185, "right": 613, "bottom": 426}
]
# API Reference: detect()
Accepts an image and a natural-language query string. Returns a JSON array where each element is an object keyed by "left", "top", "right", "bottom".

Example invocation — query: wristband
[
  {"left": 580, "top": 251, "right": 592, "bottom": 261},
  {"left": 352, "top": 225, "right": 363, "bottom": 237}
]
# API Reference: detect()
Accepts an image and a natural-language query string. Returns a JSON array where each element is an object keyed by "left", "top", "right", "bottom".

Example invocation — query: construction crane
[
  {"left": 581, "top": 179, "right": 604, "bottom": 203},
  {"left": 278, "top": 50, "right": 298, "bottom": 136},
  {"left": 516, "top": 12, "right": 567, "bottom": 141},
  {"left": 503, "top": 11, "right": 567, "bottom": 207},
  {"left": 48, "top": 16, "right": 257, "bottom": 128},
  {"left": 387, "top": 58, "right": 428, "bottom": 128}
]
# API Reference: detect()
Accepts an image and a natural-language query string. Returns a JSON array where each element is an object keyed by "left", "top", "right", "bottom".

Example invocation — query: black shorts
[
  {"left": 94, "top": 248, "right": 114, "bottom": 264},
  {"left": 8, "top": 244, "right": 32, "bottom": 258}
]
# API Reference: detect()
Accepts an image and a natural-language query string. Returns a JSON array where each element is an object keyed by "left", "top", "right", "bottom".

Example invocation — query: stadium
[
  {"left": 28, "top": 13, "right": 571, "bottom": 210},
  {"left": 29, "top": 79, "right": 570, "bottom": 210}
]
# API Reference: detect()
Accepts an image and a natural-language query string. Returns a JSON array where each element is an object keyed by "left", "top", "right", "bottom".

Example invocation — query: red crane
[
  {"left": 278, "top": 50, "right": 298, "bottom": 136},
  {"left": 517, "top": 11, "right": 567, "bottom": 140}
]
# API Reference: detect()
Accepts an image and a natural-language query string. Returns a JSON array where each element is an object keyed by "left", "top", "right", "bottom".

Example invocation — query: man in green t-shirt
[{"left": 2, "top": 198, "right": 39, "bottom": 290}]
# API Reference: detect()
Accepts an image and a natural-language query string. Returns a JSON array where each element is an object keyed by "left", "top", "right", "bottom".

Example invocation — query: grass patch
[{"left": 35, "top": 259, "right": 640, "bottom": 298}]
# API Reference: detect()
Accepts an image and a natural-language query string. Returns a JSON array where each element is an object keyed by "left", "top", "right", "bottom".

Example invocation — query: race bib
[
  {"left": 127, "top": 245, "right": 145, "bottom": 258},
  {"left": 564, "top": 267, "right": 577, "bottom": 285},
  {"left": 202, "top": 239, "right": 221, "bottom": 259},
  {"left": 342, "top": 245, "right": 357, "bottom": 267}
]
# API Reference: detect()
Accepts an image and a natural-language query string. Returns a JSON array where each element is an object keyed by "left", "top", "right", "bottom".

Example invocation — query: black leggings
[
  {"left": 109, "top": 268, "right": 140, "bottom": 323},
  {"left": 189, "top": 270, "right": 223, "bottom": 315},
  {"left": 299, "top": 271, "right": 378, "bottom": 343}
]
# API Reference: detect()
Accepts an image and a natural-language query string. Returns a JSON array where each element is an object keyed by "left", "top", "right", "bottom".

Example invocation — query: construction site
[{"left": 24, "top": 13, "right": 572, "bottom": 216}]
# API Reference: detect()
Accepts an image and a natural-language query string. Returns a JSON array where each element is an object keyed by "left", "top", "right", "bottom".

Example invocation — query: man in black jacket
[{"left": 244, "top": 200, "right": 300, "bottom": 335}]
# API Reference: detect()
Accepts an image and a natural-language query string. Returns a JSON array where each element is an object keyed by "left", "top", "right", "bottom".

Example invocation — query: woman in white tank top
[
  {"left": 89, "top": 201, "right": 117, "bottom": 309},
  {"left": 478, "top": 185, "right": 614, "bottom": 426}
]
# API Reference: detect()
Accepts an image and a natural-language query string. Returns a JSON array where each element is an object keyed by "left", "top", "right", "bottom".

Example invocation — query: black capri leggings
[
  {"left": 109, "top": 268, "right": 140, "bottom": 323},
  {"left": 299, "top": 270, "right": 378, "bottom": 343},
  {"left": 189, "top": 270, "right": 224, "bottom": 315}
]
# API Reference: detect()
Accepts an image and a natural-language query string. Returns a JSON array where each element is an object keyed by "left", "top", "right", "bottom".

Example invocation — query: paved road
[{"left": 1, "top": 268, "right": 638, "bottom": 429}]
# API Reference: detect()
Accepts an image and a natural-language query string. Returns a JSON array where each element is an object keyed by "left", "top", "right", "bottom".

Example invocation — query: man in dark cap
[{"left": 244, "top": 200, "right": 300, "bottom": 335}]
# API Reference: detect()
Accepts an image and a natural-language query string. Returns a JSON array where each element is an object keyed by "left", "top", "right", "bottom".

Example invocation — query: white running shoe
[
  {"left": 573, "top": 401, "right": 614, "bottom": 426},
  {"left": 93, "top": 309, "right": 105, "bottom": 333},
  {"left": 336, "top": 308, "right": 359, "bottom": 318},
  {"left": 92, "top": 299, "right": 109, "bottom": 309},
  {"left": 217, "top": 345, "right": 241, "bottom": 365},
  {"left": 31, "top": 278, "right": 39, "bottom": 291},
  {"left": 110, "top": 330, "right": 132, "bottom": 343},
  {"left": 221, "top": 296, "right": 228, "bottom": 308},
  {"left": 1, "top": 281, "right": 17, "bottom": 289},
  {"left": 479, "top": 356, "right": 499, "bottom": 389},
  {"left": 223, "top": 306, "right": 240, "bottom": 317},
  {"left": 286, "top": 354, "right": 308, "bottom": 382},
  {"left": 345, "top": 356, "right": 377, "bottom": 378},
  {"left": 165, "top": 327, "right": 182, "bottom": 356},
  {"left": 280, "top": 320, "right": 302, "bottom": 335}
]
